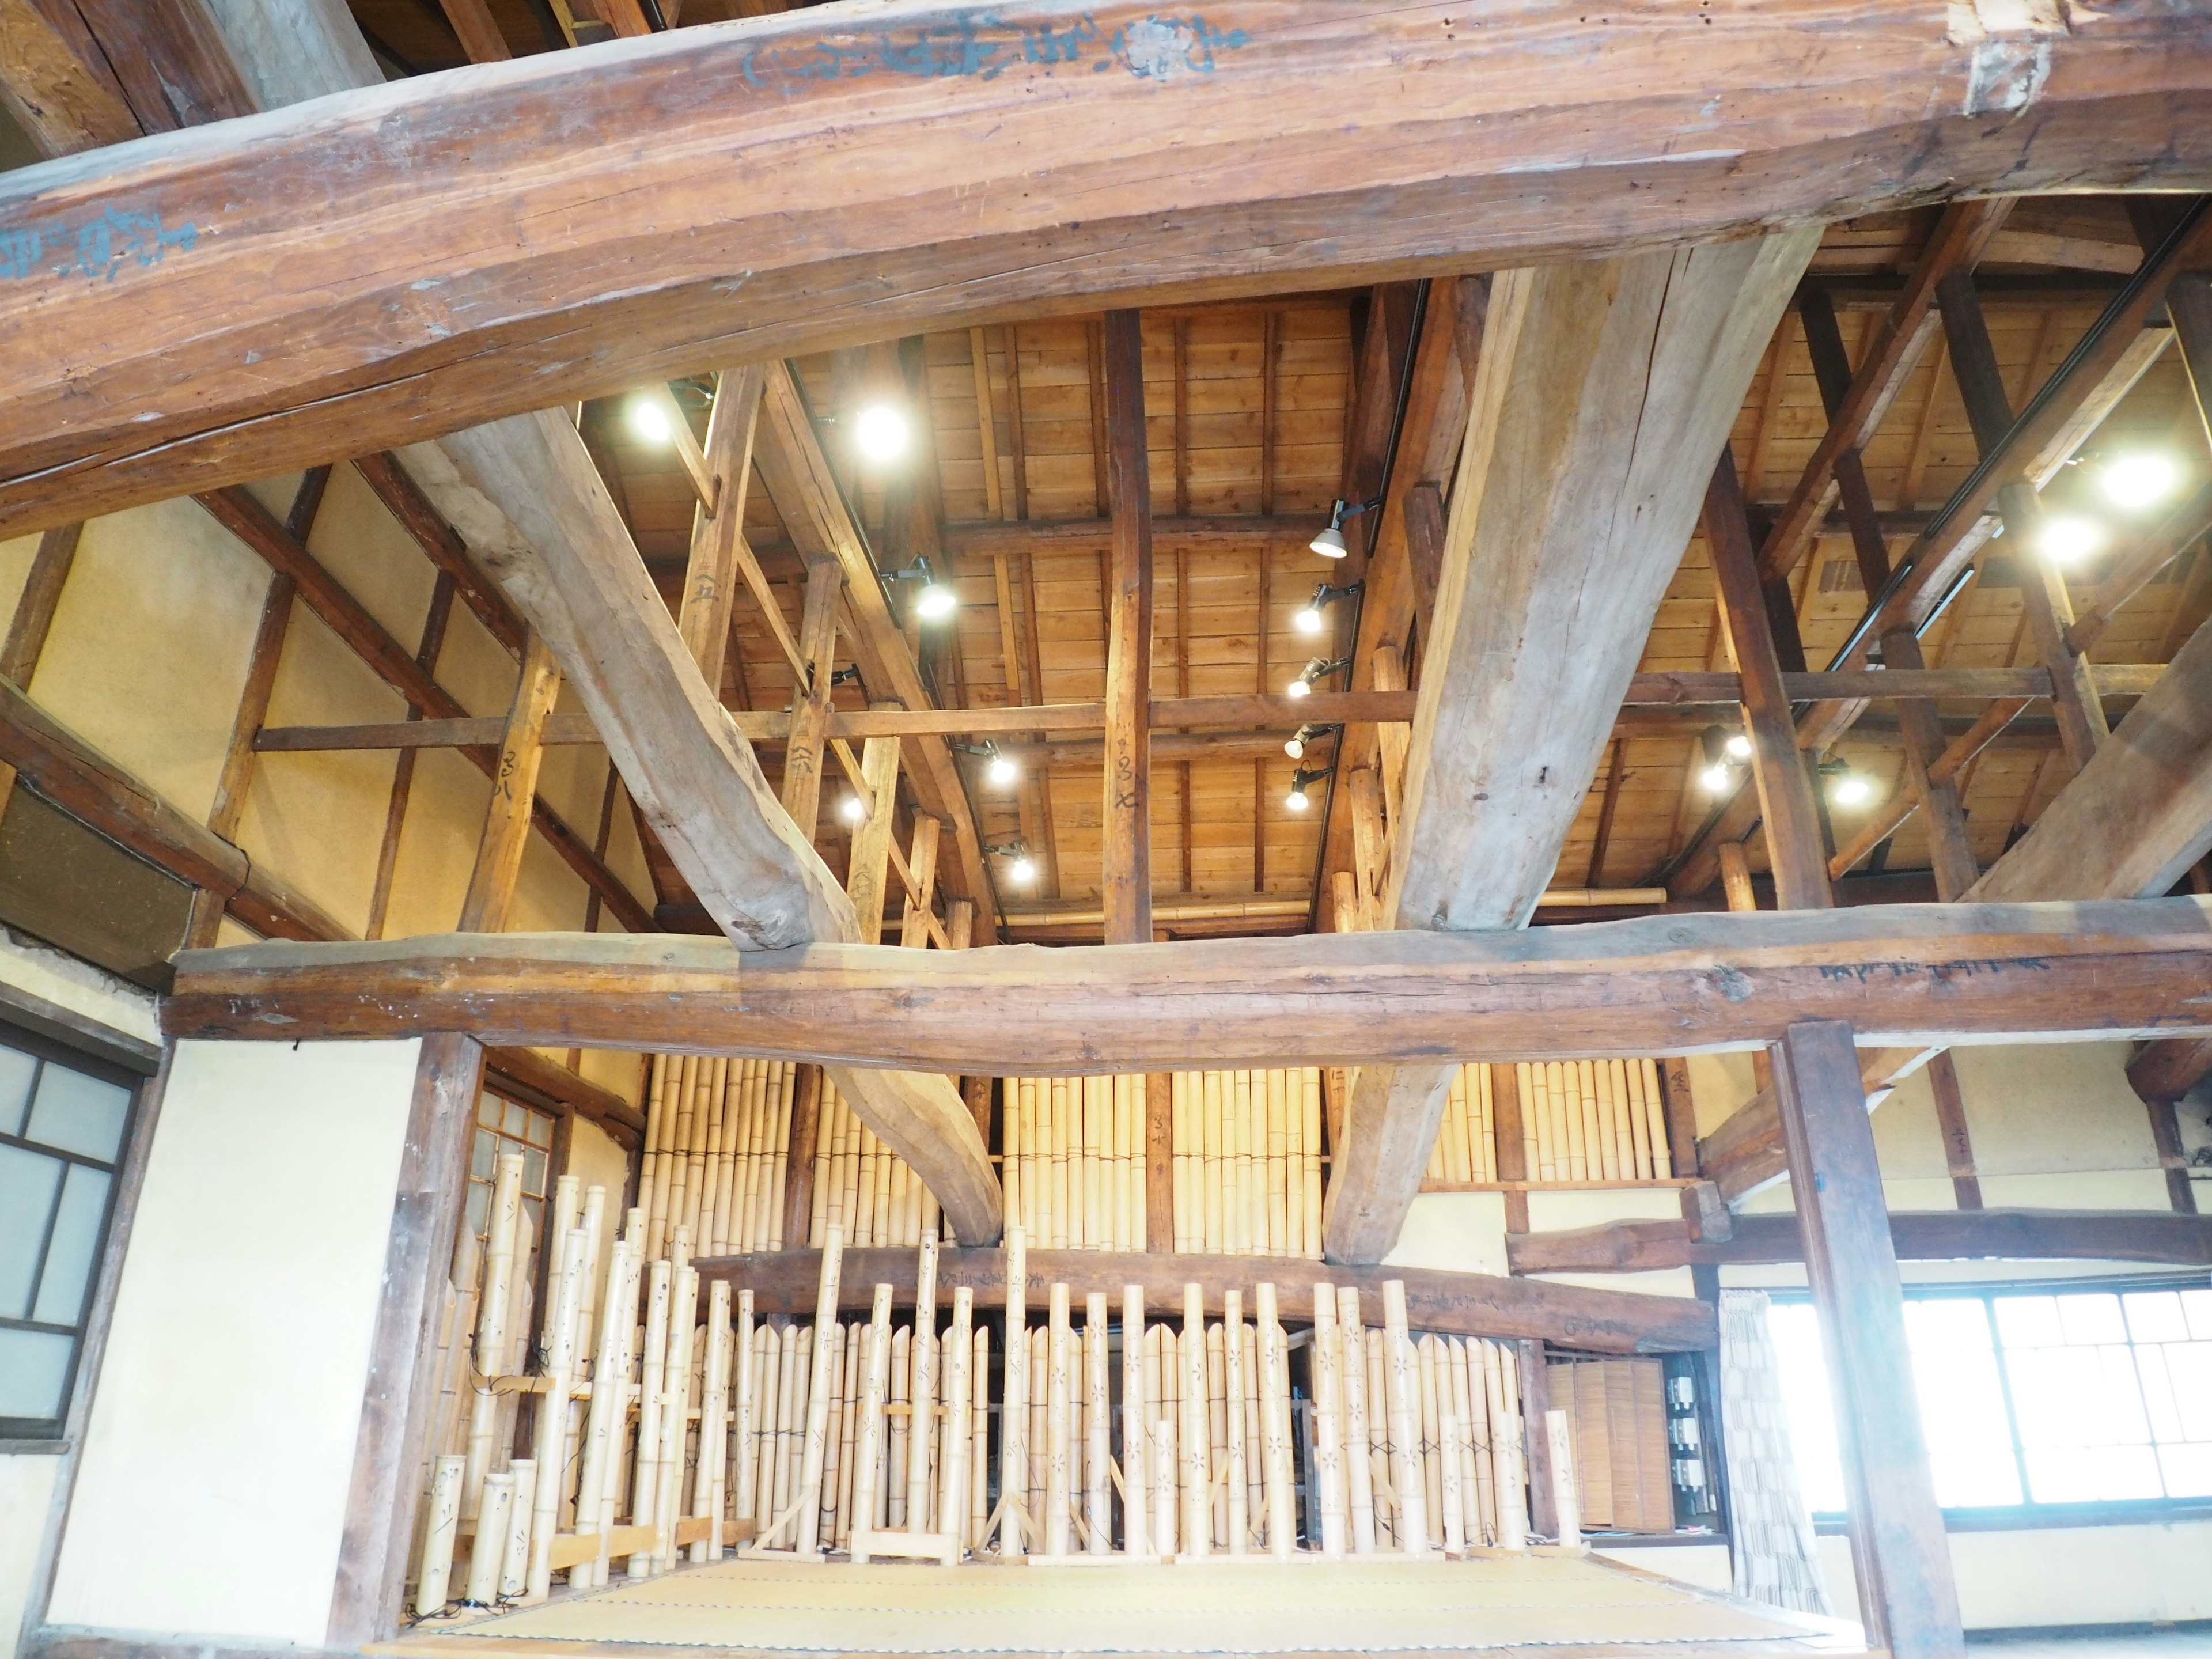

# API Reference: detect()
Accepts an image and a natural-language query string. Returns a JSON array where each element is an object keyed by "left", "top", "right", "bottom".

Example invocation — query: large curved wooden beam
[
  {"left": 3, "top": 1, "right": 2211, "bottom": 535},
  {"left": 161, "top": 896, "right": 2212, "bottom": 1067}
]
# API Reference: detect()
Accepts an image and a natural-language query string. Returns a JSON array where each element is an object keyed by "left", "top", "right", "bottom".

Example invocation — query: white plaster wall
[
  {"left": 0, "top": 929, "right": 157, "bottom": 1050},
  {"left": 1813, "top": 1523, "right": 2212, "bottom": 1630},
  {"left": 1383, "top": 1191, "right": 1509, "bottom": 1277},
  {"left": 44, "top": 1039, "right": 419, "bottom": 1647},
  {"left": 1527, "top": 1187, "right": 1699, "bottom": 1300},
  {"left": 0, "top": 1456, "right": 59, "bottom": 1659}
]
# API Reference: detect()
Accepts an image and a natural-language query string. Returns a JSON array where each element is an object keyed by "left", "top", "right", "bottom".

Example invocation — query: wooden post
[
  {"left": 782, "top": 558, "right": 842, "bottom": 839},
  {"left": 1703, "top": 451, "right": 1831, "bottom": 910},
  {"left": 1937, "top": 272, "right": 2107, "bottom": 772},
  {"left": 1925, "top": 1052, "right": 1983, "bottom": 1211},
  {"left": 1518, "top": 1338, "right": 1556, "bottom": 1541},
  {"left": 900, "top": 815, "right": 942, "bottom": 946},
  {"left": 1772, "top": 1020, "right": 1966, "bottom": 1659},
  {"left": 678, "top": 364, "right": 766, "bottom": 690},
  {"left": 1101, "top": 306, "right": 1154, "bottom": 945},
  {"left": 459, "top": 631, "right": 562, "bottom": 932},
  {"left": 846, "top": 713, "right": 903, "bottom": 945},
  {"left": 1145, "top": 1072, "right": 1175, "bottom": 1253},
  {"left": 1122, "top": 1282, "right": 1149, "bottom": 1558},
  {"left": 328, "top": 1032, "right": 485, "bottom": 1647},
  {"left": 1347, "top": 767, "right": 1388, "bottom": 931},
  {"left": 783, "top": 1065, "right": 823, "bottom": 1254}
]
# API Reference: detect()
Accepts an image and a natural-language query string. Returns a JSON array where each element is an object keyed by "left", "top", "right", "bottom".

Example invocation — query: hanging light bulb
[
  {"left": 2102, "top": 452, "right": 2181, "bottom": 511},
  {"left": 1294, "top": 604, "right": 1326, "bottom": 635},
  {"left": 1285, "top": 677, "right": 1312, "bottom": 700},
  {"left": 839, "top": 794, "right": 865, "bottom": 825},
  {"left": 1285, "top": 766, "right": 1330, "bottom": 812},
  {"left": 1009, "top": 854, "right": 1037, "bottom": 885},
  {"left": 1830, "top": 770, "right": 1872, "bottom": 807},
  {"left": 854, "top": 403, "right": 910, "bottom": 464},
  {"left": 2037, "top": 514, "right": 2105, "bottom": 566},
  {"left": 1284, "top": 722, "right": 1323, "bottom": 761},
  {"left": 986, "top": 748, "right": 1020, "bottom": 787},
  {"left": 914, "top": 579, "right": 957, "bottom": 620},
  {"left": 1698, "top": 762, "right": 1733, "bottom": 794},
  {"left": 628, "top": 396, "right": 672, "bottom": 444},
  {"left": 1285, "top": 786, "right": 1311, "bottom": 813}
]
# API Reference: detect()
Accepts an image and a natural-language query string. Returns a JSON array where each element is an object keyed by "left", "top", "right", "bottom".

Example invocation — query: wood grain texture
[
  {"left": 458, "top": 631, "right": 561, "bottom": 933},
  {"left": 677, "top": 364, "right": 766, "bottom": 690},
  {"left": 6, "top": 3, "right": 2212, "bottom": 534},
  {"left": 690, "top": 1245, "right": 1715, "bottom": 1354},
  {"left": 160, "top": 896, "right": 2212, "bottom": 1067},
  {"left": 1101, "top": 308, "right": 1153, "bottom": 945}
]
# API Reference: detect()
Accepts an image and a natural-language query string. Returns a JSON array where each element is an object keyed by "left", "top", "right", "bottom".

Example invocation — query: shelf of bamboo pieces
[
  {"left": 638, "top": 1055, "right": 798, "bottom": 1258},
  {"left": 808, "top": 1073, "right": 949, "bottom": 1248},
  {"left": 411, "top": 1180, "right": 1552, "bottom": 1616},
  {"left": 1425, "top": 1061, "right": 1674, "bottom": 1191}
]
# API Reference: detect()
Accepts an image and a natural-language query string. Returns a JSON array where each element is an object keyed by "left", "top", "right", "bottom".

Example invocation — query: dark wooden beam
[
  {"left": 692, "top": 1245, "right": 1715, "bottom": 1354},
  {"left": 1101, "top": 308, "right": 1152, "bottom": 945},
  {"left": 7, "top": 6, "right": 2212, "bottom": 535},
  {"left": 1505, "top": 1207, "right": 2212, "bottom": 1274},
  {"left": 160, "top": 895, "right": 2212, "bottom": 1070},
  {"left": 1771, "top": 1020, "right": 1964, "bottom": 1659}
]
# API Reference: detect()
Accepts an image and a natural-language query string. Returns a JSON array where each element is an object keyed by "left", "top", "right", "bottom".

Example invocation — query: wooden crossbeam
[
  {"left": 689, "top": 1247, "right": 1714, "bottom": 1354},
  {"left": 6, "top": 5, "right": 2212, "bottom": 536},
  {"left": 160, "top": 895, "right": 2212, "bottom": 1069}
]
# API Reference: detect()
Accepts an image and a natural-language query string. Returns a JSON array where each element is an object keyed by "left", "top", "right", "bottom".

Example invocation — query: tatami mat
[{"left": 407, "top": 1553, "right": 1842, "bottom": 1654}]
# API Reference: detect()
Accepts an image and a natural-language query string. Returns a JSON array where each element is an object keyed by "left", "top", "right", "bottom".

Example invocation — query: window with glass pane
[
  {"left": 0, "top": 1032, "right": 135, "bottom": 1437},
  {"left": 464, "top": 1089, "right": 556, "bottom": 1279},
  {"left": 1768, "top": 1281, "right": 2212, "bottom": 1517}
]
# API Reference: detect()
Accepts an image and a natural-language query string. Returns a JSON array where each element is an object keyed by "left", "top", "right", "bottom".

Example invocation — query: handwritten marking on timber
[
  {"left": 734, "top": 12, "right": 1249, "bottom": 91},
  {"left": 0, "top": 207, "right": 196, "bottom": 282}
]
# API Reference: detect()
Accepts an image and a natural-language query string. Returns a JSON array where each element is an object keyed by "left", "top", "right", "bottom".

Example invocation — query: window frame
[
  {"left": 1770, "top": 1271, "right": 2212, "bottom": 1531},
  {"left": 0, "top": 1017, "right": 148, "bottom": 1445}
]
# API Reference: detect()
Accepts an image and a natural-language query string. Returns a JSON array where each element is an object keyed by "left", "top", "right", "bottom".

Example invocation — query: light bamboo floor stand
[{"left": 381, "top": 1553, "right": 1855, "bottom": 1658}]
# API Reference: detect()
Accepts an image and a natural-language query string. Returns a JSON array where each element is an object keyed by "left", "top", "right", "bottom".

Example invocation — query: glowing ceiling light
[
  {"left": 2102, "top": 452, "right": 2181, "bottom": 511},
  {"left": 628, "top": 396, "right": 672, "bottom": 444},
  {"left": 2037, "top": 513, "right": 2106, "bottom": 566},
  {"left": 854, "top": 403, "right": 910, "bottom": 464}
]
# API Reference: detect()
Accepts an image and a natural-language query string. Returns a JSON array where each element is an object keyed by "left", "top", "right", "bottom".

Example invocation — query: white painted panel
[
  {"left": 1818, "top": 1522, "right": 2212, "bottom": 1630},
  {"left": 0, "top": 1454, "right": 59, "bottom": 1659},
  {"left": 1384, "top": 1191, "right": 1509, "bottom": 1277},
  {"left": 46, "top": 1040, "right": 419, "bottom": 1647}
]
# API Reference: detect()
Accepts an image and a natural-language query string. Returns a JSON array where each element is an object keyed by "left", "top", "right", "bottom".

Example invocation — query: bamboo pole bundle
[
  {"left": 1121, "top": 1284, "right": 1147, "bottom": 1560},
  {"left": 1079, "top": 1293, "right": 1106, "bottom": 1552},
  {"left": 1180, "top": 1284, "right": 1209, "bottom": 1556},
  {"left": 416, "top": 1454, "right": 465, "bottom": 1616},
  {"left": 1222, "top": 1290, "right": 1248, "bottom": 1555},
  {"left": 847, "top": 1284, "right": 895, "bottom": 1562},
  {"left": 1044, "top": 1283, "right": 1072, "bottom": 1556},
  {"left": 999, "top": 1226, "right": 1027, "bottom": 1556},
  {"left": 527, "top": 1222, "right": 591, "bottom": 1596},
  {"left": 1336, "top": 1287, "right": 1376, "bottom": 1553},
  {"left": 464, "top": 1472, "right": 513, "bottom": 1607},
  {"left": 1383, "top": 1281, "right": 1429, "bottom": 1554},
  {"left": 498, "top": 1459, "right": 536, "bottom": 1600},
  {"left": 1256, "top": 1284, "right": 1294, "bottom": 1558},
  {"left": 1310, "top": 1285, "right": 1346, "bottom": 1558}
]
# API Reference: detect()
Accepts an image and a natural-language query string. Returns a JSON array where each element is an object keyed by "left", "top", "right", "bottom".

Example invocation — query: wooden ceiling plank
[
  {"left": 11, "top": 7, "right": 2212, "bottom": 536},
  {"left": 163, "top": 893, "right": 2212, "bottom": 1067},
  {"left": 1325, "top": 230, "right": 1816, "bottom": 1264}
]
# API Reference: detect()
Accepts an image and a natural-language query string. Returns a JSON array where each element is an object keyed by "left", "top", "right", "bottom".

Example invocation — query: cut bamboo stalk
[
  {"left": 1365, "top": 1325, "right": 1394, "bottom": 1547},
  {"left": 846, "top": 1283, "right": 896, "bottom": 1562},
  {"left": 1546, "top": 1407, "right": 1580, "bottom": 1547},
  {"left": 1382, "top": 1281, "right": 1429, "bottom": 1554},
  {"left": 1028, "top": 1325, "right": 1047, "bottom": 1539},
  {"left": 1301, "top": 1070, "right": 1323, "bottom": 1259},
  {"left": 1452, "top": 1340, "right": 1486, "bottom": 1544},
  {"left": 1240, "top": 1320, "right": 1262, "bottom": 1539},
  {"left": 997, "top": 1224, "right": 1028, "bottom": 1555},
  {"left": 417, "top": 1454, "right": 466, "bottom": 1616},
  {"left": 586, "top": 1221, "right": 646, "bottom": 1585},
  {"left": 1180, "top": 1283, "right": 1210, "bottom": 1556},
  {"left": 1310, "top": 1284, "right": 1346, "bottom": 1558},
  {"left": 1336, "top": 1288, "right": 1376, "bottom": 1553},
  {"left": 527, "top": 1224, "right": 590, "bottom": 1596},
  {"left": 498, "top": 1459, "right": 536, "bottom": 1600},
  {"left": 1044, "top": 1282, "right": 1073, "bottom": 1556},
  {"left": 1221, "top": 1290, "right": 1247, "bottom": 1554},
  {"left": 1641, "top": 1060, "right": 1673, "bottom": 1179},
  {"left": 1154, "top": 1412, "right": 1178, "bottom": 1558},
  {"left": 749, "top": 1324, "right": 780, "bottom": 1548},
  {"left": 935, "top": 1286, "right": 972, "bottom": 1564},
  {"left": 649, "top": 1262, "right": 698, "bottom": 1576},
  {"left": 834, "top": 1321, "right": 861, "bottom": 1546},
  {"left": 970, "top": 1324, "right": 991, "bottom": 1548},
  {"left": 1206, "top": 1319, "right": 1227, "bottom": 1547},
  {"left": 1085, "top": 1291, "right": 1111, "bottom": 1552},
  {"left": 1267, "top": 1070, "right": 1289, "bottom": 1253},
  {"left": 1418, "top": 1334, "right": 1444, "bottom": 1544},
  {"left": 1171, "top": 1075, "right": 1190, "bottom": 1253},
  {"left": 817, "top": 1317, "right": 847, "bottom": 1546},
  {"left": 695, "top": 1279, "right": 732, "bottom": 1559},
  {"left": 464, "top": 1153, "right": 526, "bottom": 1517},
  {"left": 1121, "top": 1284, "right": 1147, "bottom": 1559},
  {"left": 886, "top": 1325, "right": 910, "bottom": 1528},
  {"left": 627, "top": 1256, "right": 672, "bottom": 1575},
  {"left": 465, "top": 1472, "right": 514, "bottom": 1607},
  {"left": 731, "top": 1287, "right": 756, "bottom": 1529},
  {"left": 1440, "top": 1415, "right": 1465, "bottom": 1555},
  {"left": 1256, "top": 1283, "right": 1293, "bottom": 1558},
  {"left": 906, "top": 1230, "right": 939, "bottom": 1532},
  {"left": 1201, "top": 1070, "right": 1222, "bottom": 1253}
]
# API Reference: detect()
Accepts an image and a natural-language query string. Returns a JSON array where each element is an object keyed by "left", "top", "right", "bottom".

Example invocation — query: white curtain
[{"left": 1718, "top": 1290, "right": 1832, "bottom": 1615}]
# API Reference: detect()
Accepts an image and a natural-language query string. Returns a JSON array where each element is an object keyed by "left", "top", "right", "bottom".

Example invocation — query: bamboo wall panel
[
  {"left": 1547, "top": 1357, "right": 1675, "bottom": 1535},
  {"left": 1425, "top": 1061, "right": 1674, "bottom": 1188},
  {"left": 809, "top": 1074, "right": 946, "bottom": 1248},
  {"left": 1169, "top": 1069, "right": 1324, "bottom": 1258},
  {"left": 639, "top": 1054, "right": 798, "bottom": 1256},
  {"left": 1003, "top": 1075, "right": 1144, "bottom": 1251}
]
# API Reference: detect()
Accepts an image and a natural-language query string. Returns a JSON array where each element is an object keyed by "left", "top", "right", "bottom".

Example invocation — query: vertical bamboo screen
[
  {"left": 1002, "top": 1076, "right": 1145, "bottom": 1251},
  {"left": 809, "top": 1075, "right": 947, "bottom": 1248},
  {"left": 1168, "top": 1069, "right": 1325, "bottom": 1258},
  {"left": 1427, "top": 1060, "right": 1673, "bottom": 1187},
  {"left": 1546, "top": 1357, "right": 1675, "bottom": 1533},
  {"left": 638, "top": 1055, "right": 798, "bottom": 1256}
]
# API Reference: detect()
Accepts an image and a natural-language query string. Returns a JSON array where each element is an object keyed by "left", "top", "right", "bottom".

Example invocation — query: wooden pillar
[
  {"left": 782, "top": 557, "right": 842, "bottom": 841},
  {"left": 1925, "top": 1052, "right": 1983, "bottom": 1211},
  {"left": 677, "top": 363, "right": 766, "bottom": 691},
  {"left": 1937, "top": 272, "right": 2108, "bottom": 772},
  {"left": 899, "top": 816, "right": 942, "bottom": 946},
  {"left": 1490, "top": 1065, "right": 1529, "bottom": 1234},
  {"left": 845, "top": 711, "right": 903, "bottom": 945},
  {"left": 1347, "top": 766, "right": 1387, "bottom": 931},
  {"left": 1145, "top": 1071, "right": 1175, "bottom": 1253},
  {"left": 327, "top": 1032, "right": 486, "bottom": 1647},
  {"left": 459, "top": 631, "right": 561, "bottom": 932},
  {"left": 1716, "top": 841, "right": 1758, "bottom": 915},
  {"left": 1516, "top": 1338, "right": 1556, "bottom": 1541},
  {"left": 783, "top": 1063, "right": 823, "bottom": 1244},
  {"left": 1771, "top": 1020, "right": 1965, "bottom": 1659},
  {"left": 1101, "top": 307, "right": 1153, "bottom": 945},
  {"left": 1703, "top": 450, "right": 1832, "bottom": 910}
]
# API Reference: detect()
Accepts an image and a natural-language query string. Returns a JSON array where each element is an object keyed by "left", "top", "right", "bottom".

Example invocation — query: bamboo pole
[
  {"left": 1222, "top": 1289, "right": 1248, "bottom": 1554},
  {"left": 970, "top": 1324, "right": 990, "bottom": 1549},
  {"left": 1382, "top": 1280, "right": 1429, "bottom": 1554},
  {"left": 627, "top": 1256, "right": 672, "bottom": 1575},
  {"left": 1311, "top": 1283, "right": 1346, "bottom": 1558},
  {"left": 1028, "top": 1324, "right": 1047, "bottom": 1540},
  {"left": 847, "top": 1283, "right": 895, "bottom": 1561},
  {"left": 1085, "top": 1290, "right": 1111, "bottom": 1552},
  {"left": 1202, "top": 1071, "right": 1222, "bottom": 1253},
  {"left": 1256, "top": 1283, "right": 1293, "bottom": 1558},
  {"left": 1207, "top": 1318, "right": 1228, "bottom": 1548},
  {"left": 1335, "top": 1287, "right": 1376, "bottom": 1553},
  {"left": 1121, "top": 1284, "right": 1147, "bottom": 1559},
  {"left": 906, "top": 1230, "right": 939, "bottom": 1533},
  {"left": 464, "top": 1153, "right": 525, "bottom": 1517},
  {"left": 465, "top": 1472, "right": 514, "bottom": 1607},
  {"left": 498, "top": 1459, "right": 536, "bottom": 1600},
  {"left": 1440, "top": 1415, "right": 1465, "bottom": 1555},
  {"left": 1365, "top": 1326, "right": 1393, "bottom": 1547},
  {"left": 416, "top": 1455, "right": 465, "bottom": 1616},
  {"left": 1546, "top": 1407, "right": 1580, "bottom": 1547},
  {"left": 527, "top": 1224, "right": 590, "bottom": 1596},
  {"left": 937, "top": 1286, "right": 972, "bottom": 1563},
  {"left": 1154, "top": 1412, "right": 1178, "bottom": 1558},
  {"left": 1171, "top": 1075, "right": 1190, "bottom": 1253},
  {"left": 1180, "top": 1283, "right": 1210, "bottom": 1556},
  {"left": 730, "top": 1287, "right": 756, "bottom": 1532},
  {"left": 1418, "top": 1334, "right": 1444, "bottom": 1547},
  {"left": 999, "top": 1225, "right": 1028, "bottom": 1556},
  {"left": 1044, "top": 1282, "right": 1073, "bottom": 1556},
  {"left": 885, "top": 1325, "right": 910, "bottom": 1528},
  {"left": 584, "top": 1218, "right": 645, "bottom": 1586},
  {"left": 694, "top": 1279, "right": 732, "bottom": 1559},
  {"left": 1452, "top": 1340, "right": 1485, "bottom": 1544},
  {"left": 649, "top": 1260, "right": 698, "bottom": 1575}
]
